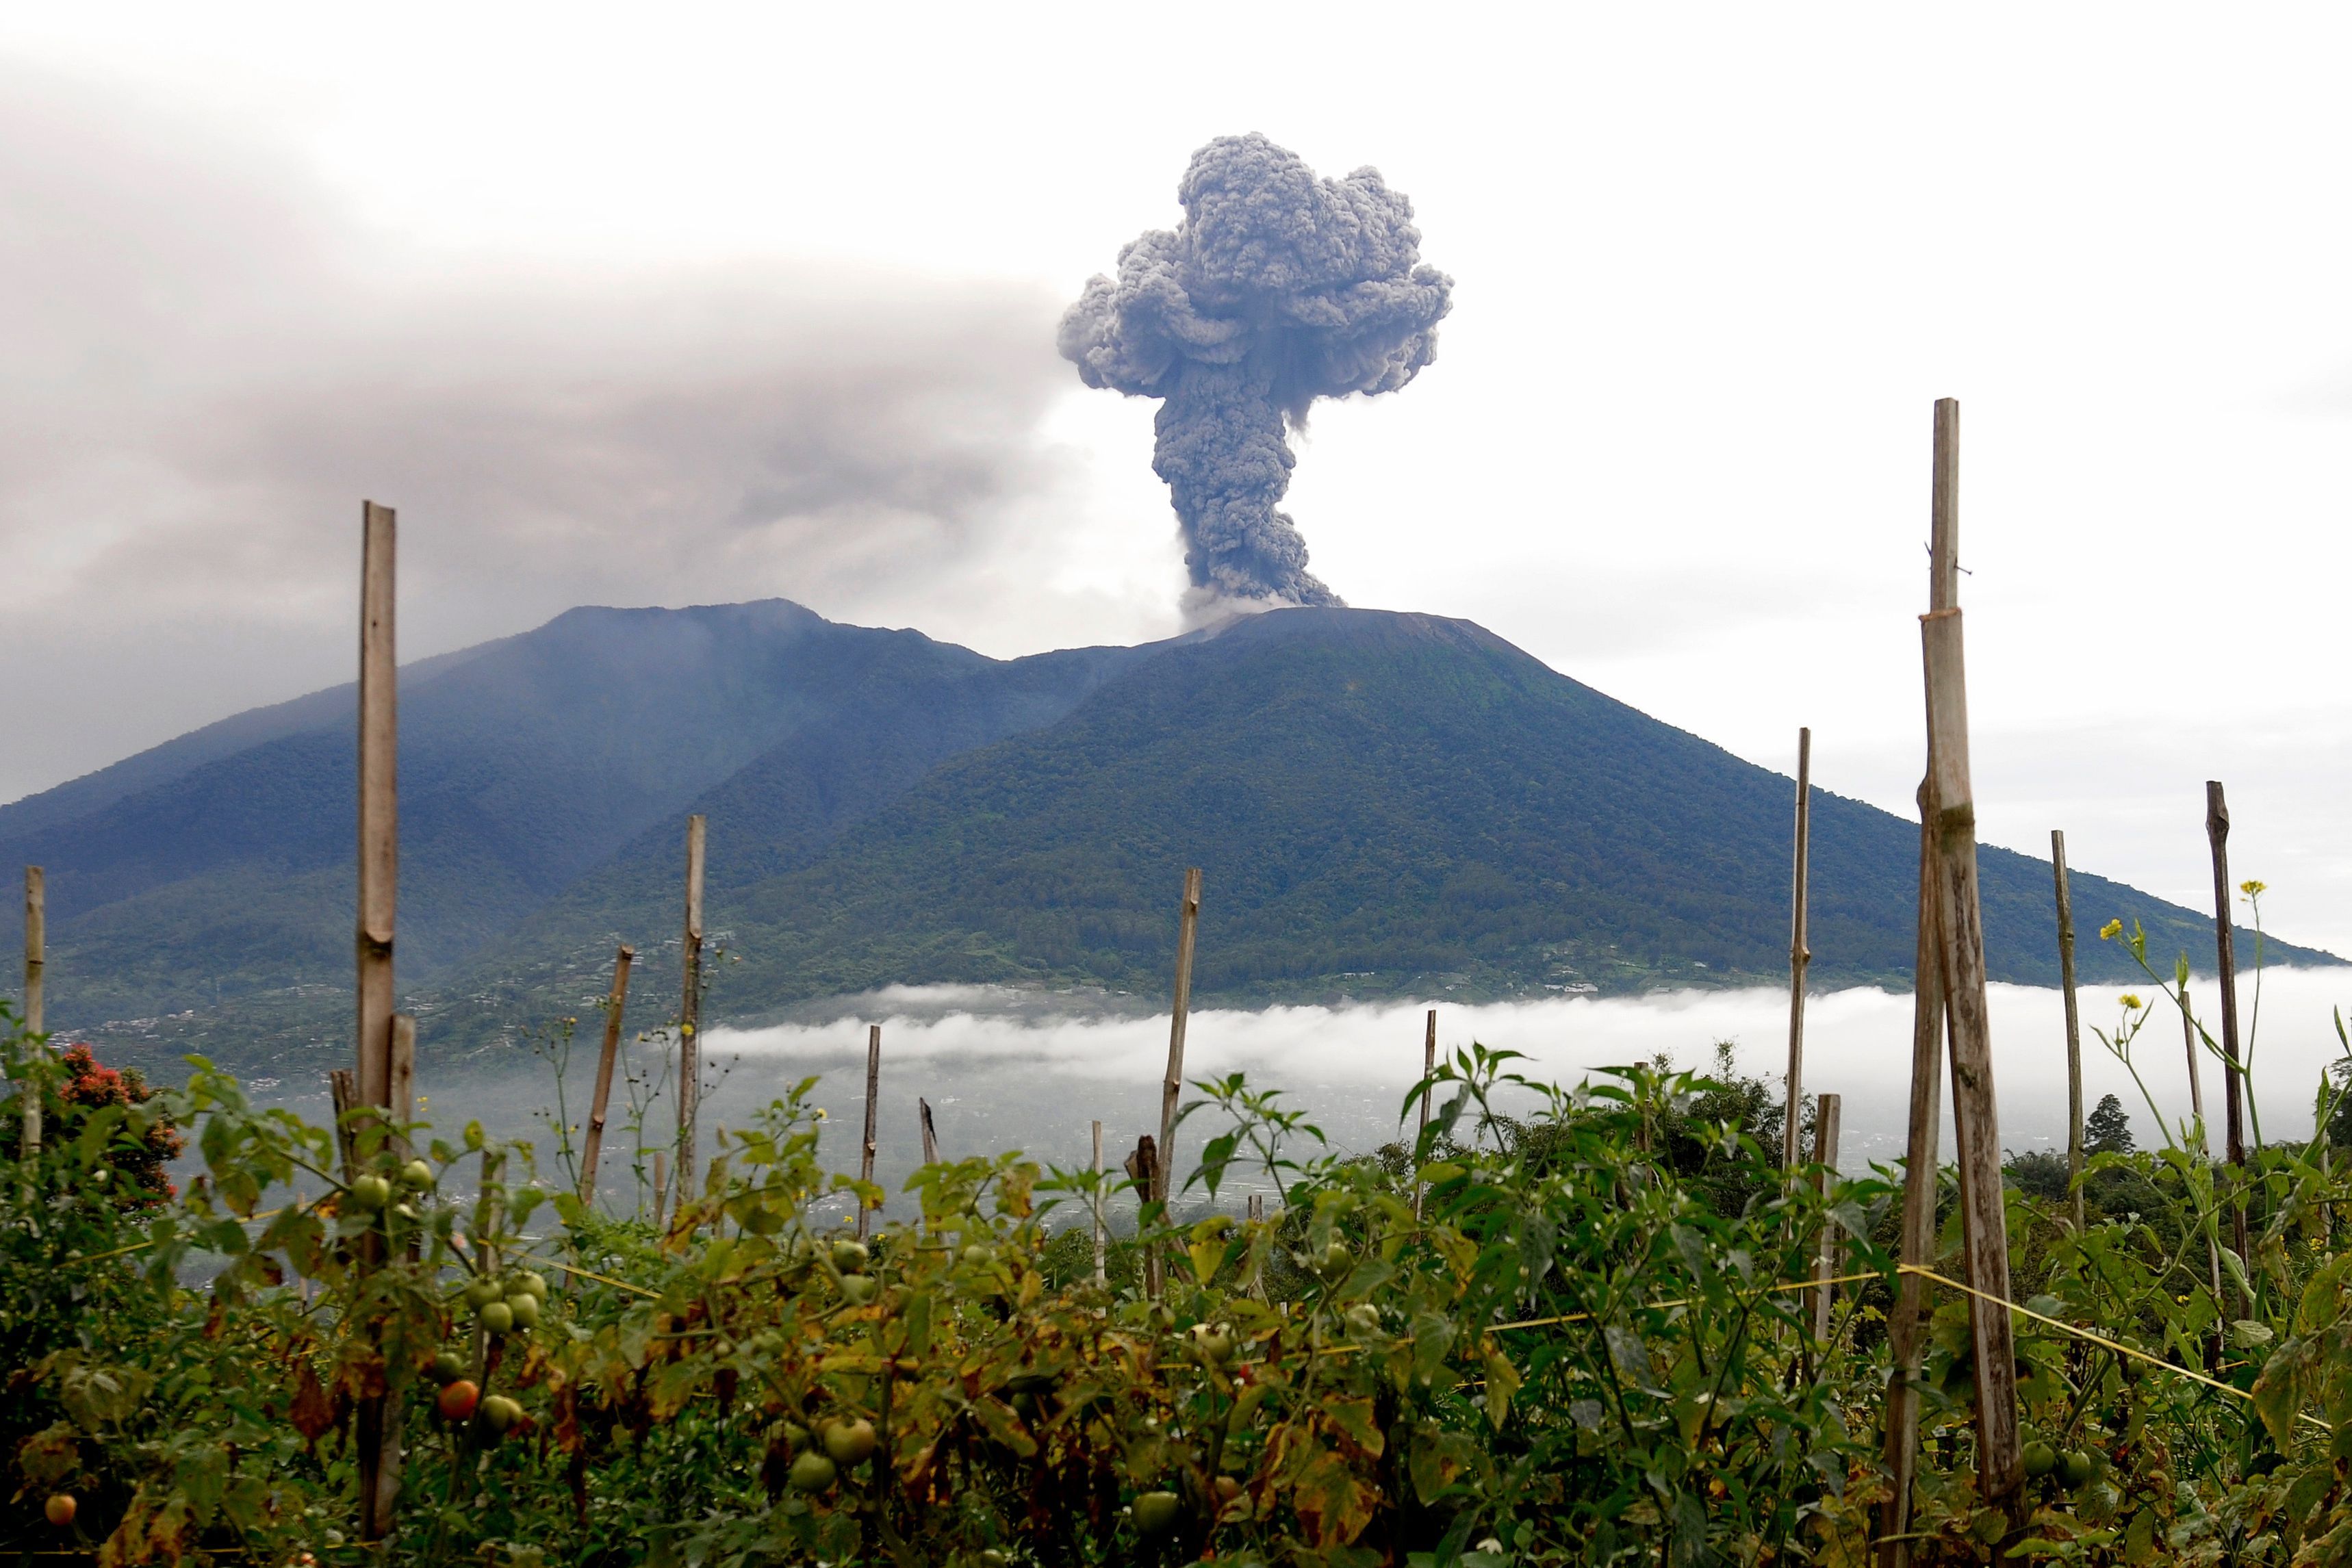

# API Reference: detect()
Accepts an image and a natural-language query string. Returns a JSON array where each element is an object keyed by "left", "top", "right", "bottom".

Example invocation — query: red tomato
[
  {"left": 437, "top": 1379, "right": 481, "bottom": 1422},
  {"left": 45, "top": 1494, "right": 76, "bottom": 1527}
]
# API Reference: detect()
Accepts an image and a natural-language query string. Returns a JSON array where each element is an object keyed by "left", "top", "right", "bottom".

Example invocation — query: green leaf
[{"left": 1324, "top": 1396, "right": 1384, "bottom": 1456}]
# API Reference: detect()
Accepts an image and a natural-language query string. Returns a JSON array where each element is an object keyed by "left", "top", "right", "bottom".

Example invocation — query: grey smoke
[
  {"left": 0, "top": 64, "right": 1073, "bottom": 804},
  {"left": 1058, "top": 133, "right": 1453, "bottom": 606}
]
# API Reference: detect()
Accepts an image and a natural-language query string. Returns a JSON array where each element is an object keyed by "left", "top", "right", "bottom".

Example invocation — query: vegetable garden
[{"left": 6, "top": 990, "right": 2352, "bottom": 1566}]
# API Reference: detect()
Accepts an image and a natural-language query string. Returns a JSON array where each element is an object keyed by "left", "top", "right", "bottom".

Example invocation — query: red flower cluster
[{"left": 45, "top": 1044, "right": 186, "bottom": 1203}]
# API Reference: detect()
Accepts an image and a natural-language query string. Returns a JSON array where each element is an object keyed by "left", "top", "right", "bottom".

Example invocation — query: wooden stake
[
  {"left": 1879, "top": 777, "right": 1947, "bottom": 1568},
  {"left": 21, "top": 866, "right": 42, "bottom": 1159},
  {"left": 2204, "top": 780, "right": 2255, "bottom": 1276},
  {"left": 1416, "top": 1007, "right": 1437, "bottom": 1219},
  {"left": 389, "top": 1013, "right": 416, "bottom": 1161},
  {"left": 351, "top": 502, "right": 402, "bottom": 1543},
  {"left": 676, "top": 815, "right": 706, "bottom": 1203},
  {"left": 1882, "top": 414, "right": 1969, "bottom": 1567},
  {"left": 578, "top": 945, "right": 635, "bottom": 1207},
  {"left": 2178, "top": 977, "right": 2207, "bottom": 1133},
  {"left": 652, "top": 1150, "right": 669, "bottom": 1229},
  {"left": 329, "top": 1069, "right": 360, "bottom": 1182},
  {"left": 1917, "top": 398, "right": 2023, "bottom": 1518},
  {"left": 1091, "top": 1119, "right": 1105, "bottom": 1284},
  {"left": 2204, "top": 784, "right": 2247, "bottom": 1167},
  {"left": 2051, "top": 831, "right": 2085, "bottom": 1232},
  {"left": 919, "top": 1096, "right": 940, "bottom": 1166},
  {"left": 1783, "top": 728, "right": 1813, "bottom": 1170},
  {"left": 856, "top": 1024, "right": 881, "bottom": 1242},
  {"left": 1150, "top": 869, "right": 1202, "bottom": 1296},
  {"left": 1808, "top": 1092, "right": 1843, "bottom": 1341},
  {"left": 1127, "top": 1133, "right": 1160, "bottom": 1294}
]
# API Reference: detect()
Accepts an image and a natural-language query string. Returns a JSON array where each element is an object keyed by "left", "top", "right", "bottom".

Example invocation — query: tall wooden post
[
  {"left": 1416, "top": 1007, "right": 1437, "bottom": 1219},
  {"left": 21, "top": 866, "right": 42, "bottom": 1158},
  {"left": 1808, "top": 1092, "right": 1843, "bottom": 1341},
  {"left": 919, "top": 1097, "right": 940, "bottom": 1166},
  {"left": 2204, "top": 781, "right": 2253, "bottom": 1271},
  {"left": 1916, "top": 400, "right": 2024, "bottom": 1521},
  {"left": 1091, "top": 1119, "right": 1106, "bottom": 1284},
  {"left": 2051, "top": 831, "right": 2085, "bottom": 1231},
  {"left": 856, "top": 1025, "right": 881, "bottom": 1242},
  {"left": 353, "top": 500, "right": 400, "bottom": 1543},
  {"left": 389, "top": 1014, "right": 416, "bottom": 1159},
  {"left": 1783, "top": 728, "right": 1813, "bottom": 1170},
  {"left": 676, "top": 815, "right": 706, "bottom": 1203},
  {"left": 1149, "top": 868, "right": 1202, "bottom": 1297},
  {"left": 578, "top": 945, "right": 635, "bottom": 1206},
  {"left": 1880, "top": 777, "right": 1947, "bottom": 1568},
  {"left": 2204, "top": 784, "right": 2246, "bottom": 1166},
  {"left": 356, "top": 502, "right": 398, "bottom": 1115}
]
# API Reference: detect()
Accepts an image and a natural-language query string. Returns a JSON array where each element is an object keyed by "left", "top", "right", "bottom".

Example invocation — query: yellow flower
[
  {"left": 2099, "top": 919, "right": 2124, "bottom": 941},
  {"left": 2239, "top": 879, "right": 2266, "bottom": 898},
  {"left": 2120, "top": 994, "right": 2143, "bottom": 1011}
]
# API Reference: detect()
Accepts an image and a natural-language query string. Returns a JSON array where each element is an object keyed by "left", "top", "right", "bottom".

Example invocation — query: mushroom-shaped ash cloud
[{"left": 1058, "top": 133, "right": 1453, "bottom": 608}]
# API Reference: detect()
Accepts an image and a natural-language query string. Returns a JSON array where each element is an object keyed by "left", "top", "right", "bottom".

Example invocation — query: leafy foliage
[{"left": 7, "top": 1001, "right": 2352, "bottom": 1566}]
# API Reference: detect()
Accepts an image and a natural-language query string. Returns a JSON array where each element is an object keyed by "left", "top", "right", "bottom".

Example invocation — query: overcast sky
[{"left": 4, "top": 5, "right": 2349, "bottom": 956}]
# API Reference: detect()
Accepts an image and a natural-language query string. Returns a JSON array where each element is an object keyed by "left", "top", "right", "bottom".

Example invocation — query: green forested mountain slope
[
  {"left": 0, "top": 601, "right": 2322, "bottom": 1077},
  {"left": 459, "top": 607, "right": 2320, "bottom": 1051}
]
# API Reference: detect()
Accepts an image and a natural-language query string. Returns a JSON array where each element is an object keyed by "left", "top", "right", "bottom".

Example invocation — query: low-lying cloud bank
[{"left": 707, "top": 967, "right": 2352, "bottom": 1168}]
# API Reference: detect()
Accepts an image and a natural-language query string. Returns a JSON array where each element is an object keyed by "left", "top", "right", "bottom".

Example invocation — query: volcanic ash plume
[{"left": 1058, "top": 133, "right": 1453, "bottom": 607}]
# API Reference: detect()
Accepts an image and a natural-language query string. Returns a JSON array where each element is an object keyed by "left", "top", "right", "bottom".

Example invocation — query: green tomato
[
  {"left": 429, "top": 1350, "right": 468, "bottom": 1386},
  {"left": 962, "top": 1243, "right": 997, "bottom": 1267},
  {"left": 398, "top": 1159, "right": 436, "bottom": 1192},
  {"left": 504, "top": 1293, "right": 541, "bottom": 1330},
  {"left": 349, "top": 1175, "right": 392, "bottom": 1211},
  {"left": 2022, "top": 1440, "right": 2056, "bottom": 1478},
  {"left": 1318, "top": 1242, "right": 1353, "bottom": 1283},
  {"left": 2062, "top": 1449, "right": 2095, "bottom": 1488},
  {"left": 831, "top": 1239, "right": 870, "bottom": 1274},
  {"left": 1345, "top": 1304, "right": 1382, "bottom": 1335},
  {"left": 511, "top": 1270, "right": 548, "bottom": 1302},
  {"left": 463, "top": 1277, "right": 503, "bottom": 1310},
  {"left": 480, "top": 1395, "right": 522, "bottom": 1434},
  {"left": 478, "top": 1300, "right": 514, "bottom": 1335},
  {"left": 824, "top": 1417, "right": 878, "bottom": 1465},
  {"left": 1188, "top": 1325, "right": 1233, "bottom": 1365},
  {"left": 788, "top": 1452, "right": 837, "bottom": 1492},
  {"left": 839, "top": 1274, "right": 880, "bottom": 1306},
  {"left": 1132, "top": 1490, "right": 1184, "bottom": 1534}
]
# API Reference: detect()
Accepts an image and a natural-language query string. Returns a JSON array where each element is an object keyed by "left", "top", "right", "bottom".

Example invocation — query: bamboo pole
[
  {"left": 578, "top": 945, "right": 635, "bottom": 1207},
  {"left": 353, "top": 500, "right": 400, "bottom": 1544},
  {"left": 2051, "top": 831, "right": 2084, "bottom": 1232},
  {"left": 21, "top": 866, "right": 42, "bottom": 1159},
  {"left": 1917, "top": 400, "right": 2024, "bottom": 1520},
  {"left": 1879, "top": 778, "right": 1947, "bottom": 1568},
  {"left": 1416, "top": 1007, "right": 1437, "bottom": 1219},
  {"left": 919, "top": 1097, "right": 940, "bottom": 1167},
  {"left": 1808, "top": 1092, "right": 1843, "bottom": 1341},
  {"left": 1149, "top": 868, "right": 1202, "bottom": 1297},
  {"left": 676, "top": 816, "right": 706, "bottom": 1203},
  {"left": 856, "top": 1024, "right": 881, "bottom": 1242},
  {"left": 1782, "top": 728, "right": 1813, "bottom": 1170},
  {"left": 1091, "top": 1119, "right": 1105, "bottom": 1284}
]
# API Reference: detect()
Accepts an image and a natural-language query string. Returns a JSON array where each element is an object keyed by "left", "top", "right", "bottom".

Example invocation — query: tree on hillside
[{"left": 2085, "top": 1093, "right": 2134, "bottom": 1157}]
